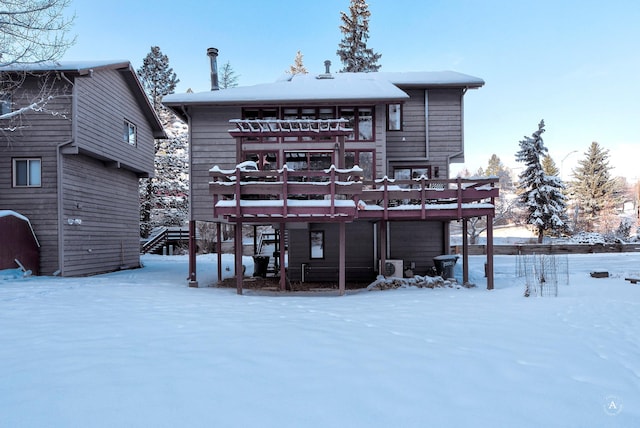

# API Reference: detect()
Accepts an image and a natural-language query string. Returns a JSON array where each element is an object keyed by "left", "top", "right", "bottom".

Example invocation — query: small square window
[
  {"left": 13, "top": 158, "right": 42, "bottom": 187},
  {"left": 124, "top": 120, "right": 137, "bottom": 146}
]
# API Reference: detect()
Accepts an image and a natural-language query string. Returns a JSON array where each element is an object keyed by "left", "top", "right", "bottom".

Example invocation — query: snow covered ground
[{"left": 1, "top": 252, "right": 639, "bottom": 427}]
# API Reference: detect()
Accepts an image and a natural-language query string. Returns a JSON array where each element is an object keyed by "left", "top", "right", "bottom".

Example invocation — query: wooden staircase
[
  {"left": 256, "top": 228, "right": 288, "bottom": 276},
  {"left": 141, "top": 227, "right": 195, "bottom": 254}
]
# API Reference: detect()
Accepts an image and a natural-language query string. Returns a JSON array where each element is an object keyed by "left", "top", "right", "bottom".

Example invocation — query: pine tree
[
  {"left": 485, "top": 154, "right": 513, "bottom": 190},
  {"left": 137, "top": 46, "right": 179, "bottom": 111},
  {"left": 570, "top": 141, "right": 621, "bottom": 233},
  {"left": 542, "top": 155, "right": 559, "bottom": 176},
  {"left": 288, "top": 51, "right": 308, "bottom": 75},
  {"left": 136, "top": 47, "right": 187, "bottom": 238},
  {"left": 219, "top": 61, "right": 239, "bottom": 89},
  {"left": 336, "top": 0, "right": 382, "bottom": 72},
  {"left": 515, "top": 120, "right": 569, "bottom": 242}
]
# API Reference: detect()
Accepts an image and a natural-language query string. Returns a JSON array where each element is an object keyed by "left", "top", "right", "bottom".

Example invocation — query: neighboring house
[
  {"left": 0, "top": 61, "right": 165, "bottom": 276},
  {"left": 164, "top": 49, "right": 498, "bottom": 293}
]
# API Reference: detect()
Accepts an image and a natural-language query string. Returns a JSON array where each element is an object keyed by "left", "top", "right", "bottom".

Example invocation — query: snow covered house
[
  {"left": 163, "top": 49, "right": 498, "bottom": 293},
  {"left": 0, "top": 61, "right": 165, "bottom": 276}
]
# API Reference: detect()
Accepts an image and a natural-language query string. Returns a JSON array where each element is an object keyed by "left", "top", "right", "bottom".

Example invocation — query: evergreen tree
[
  {"left": 570, "top": 141, "right": 621, "bottom": 233},
  {"left": 542, "top": 155, "right": 559, "bottom": 176},
  {"left": 485, "top": 154, "right": 513, "bottom": 190},
  {"left": 336, "top": 0, "right": 382, "bottom": 72},
  {"left": 219, "top": 61, "right": 239, "bottom": 89},
  {"left": 515, "top": 120, "right": 569, "bottom": 242},
  {"left": 136, "top": 47, "right": 187, "bottom": 238},
  {"left": 137, "top": 46, "right": 179, "bottom": 111},
  {"left": 288, "top": 51, "right": 308, "bottom": 75}
]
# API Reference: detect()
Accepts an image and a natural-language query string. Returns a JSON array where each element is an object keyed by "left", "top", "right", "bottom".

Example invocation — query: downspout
[
  {"left": 180, "top": 105, "right": 199, "bottom": 287},
  {"left": 442, "top": 86, "right": 469, "bottom": 255},
  {"left": 55, "top": 72, "right": 76, "bottom": 275}
]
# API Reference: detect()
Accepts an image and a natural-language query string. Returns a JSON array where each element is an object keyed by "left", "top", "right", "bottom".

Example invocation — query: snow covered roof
[
  {"left": 0, "top": 60, "right": 131, "bottom": 73},
  {"left": 163, "top": 70, "right": 483, "bottom": 118},
  {"left": 373, "top": 71, "right": 485, "bottom": 88},
  {"left": 0, "top": 60, "right": 166, "bottom": 138},
  {"left": 0, "top": 210, "right": 40, "bottom": 247},
  {"left": 164, "top": 72, "right": 410, "bottom": 106}
]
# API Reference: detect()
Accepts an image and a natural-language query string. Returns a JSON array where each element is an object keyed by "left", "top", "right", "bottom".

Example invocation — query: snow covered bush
[
  {"left": 367, "top": 275, "right": 469, "bottom": 291},
  {"left": 569, "top": 232, "right": 607, "bottom": 245}
]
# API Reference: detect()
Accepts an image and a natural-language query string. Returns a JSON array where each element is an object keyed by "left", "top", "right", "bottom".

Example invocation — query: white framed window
[
  {"left": 124, "top": 120, "right": 137, "bottom": 146},
  {"left": 13, "top": 158, "right": 42, "bottom": 187},
  {"left": 0, "top": 93, "right": 11, "bottom": 116}
]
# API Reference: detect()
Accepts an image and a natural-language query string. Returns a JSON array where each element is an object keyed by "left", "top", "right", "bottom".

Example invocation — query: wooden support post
[
  {"left": 235, "top": 221, "right": 243, "bottom": 295},
  {"left": 486, "top": 214, "right": 495, "bottom": 290},
  {"left": 339, "top": 221, "right": 346, "bottom": 296},
  {"left": 253, "top": 225, "right": 257, "bottom": 255},
  {"left": 279, "top": 222, "right": 286, "bottom": 291},
  {"left": 188, "top": 220, "right": 198, "bottom": 287},
  {"left": 462, "top": 219, "right": 469, "bottom": 285},
  {"left": 379, "top": 221, "right": 387, "bottom": 270},
  {"left": 216, "top": 222, "right": 223, "bottom": 285}
]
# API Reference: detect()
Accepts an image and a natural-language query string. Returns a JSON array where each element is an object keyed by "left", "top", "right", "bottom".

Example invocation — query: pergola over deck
[{"left": 198, "top": 119, "right": 499, "bottom": 295}]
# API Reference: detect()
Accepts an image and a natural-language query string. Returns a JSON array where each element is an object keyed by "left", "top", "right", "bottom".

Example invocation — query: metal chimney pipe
[
  {"left": 207, "top": 47, "right": 219, "bottom": 91},
  {"left": 324, "top": 60, "right": 331, "bottom": 74}
]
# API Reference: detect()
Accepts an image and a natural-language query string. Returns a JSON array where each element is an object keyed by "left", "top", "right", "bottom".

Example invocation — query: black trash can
[
  {"left": 433, "top": 255, "right": 458, "bottom": 279},
  {"left": 252, "top": 255, "right": 269, "bottom": 278}
]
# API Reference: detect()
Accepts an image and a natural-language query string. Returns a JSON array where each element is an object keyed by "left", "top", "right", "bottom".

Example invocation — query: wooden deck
[{"left": 210, "top": 166, "right": 499, "bottom": 223}]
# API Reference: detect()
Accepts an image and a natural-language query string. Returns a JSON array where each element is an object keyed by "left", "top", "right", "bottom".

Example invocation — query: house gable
[{"left": 0, "top": 61, "right": 163, "bottom": 276}]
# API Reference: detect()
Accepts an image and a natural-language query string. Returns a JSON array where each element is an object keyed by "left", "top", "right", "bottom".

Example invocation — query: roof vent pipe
[
  {"left": 207, "top": 47, "right": 219, "bottom": 91},
  {"left": 317, "top": 60, "right": 334, "bottom": 80}
]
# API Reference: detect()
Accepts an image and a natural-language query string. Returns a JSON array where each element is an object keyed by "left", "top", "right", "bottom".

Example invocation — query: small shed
[{"left": 0, "top": 210, "right": 40, "bottom": 275}]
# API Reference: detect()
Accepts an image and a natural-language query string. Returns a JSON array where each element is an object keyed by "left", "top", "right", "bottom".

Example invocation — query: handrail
[
  {"left": 141, "top": 227, "right": 168, "bottom": 253},
  {"left": 209, "top": 166, "right": 499, "bottom": 221}
]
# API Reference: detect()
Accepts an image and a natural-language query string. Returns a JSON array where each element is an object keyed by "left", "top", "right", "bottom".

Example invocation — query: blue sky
[{"left": 64, "top": 0, "right": 639, "bottom": 180}]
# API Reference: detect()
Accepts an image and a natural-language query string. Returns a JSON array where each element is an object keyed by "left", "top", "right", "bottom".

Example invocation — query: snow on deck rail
[{"left": 209, "top": 168, "right": 499, "bottom": 222}]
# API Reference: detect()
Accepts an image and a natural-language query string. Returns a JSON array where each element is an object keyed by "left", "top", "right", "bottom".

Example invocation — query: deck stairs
[
  {"left": 141, "top": 227, "right": 196, "bottom": 254},
  {"left": 256, "top": 228, "right": 288, "bottom": 276}
]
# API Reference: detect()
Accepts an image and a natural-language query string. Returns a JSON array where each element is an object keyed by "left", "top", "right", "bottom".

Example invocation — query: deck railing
[{"left": 210, "top": 166, "right": 499, "bottom": 222}]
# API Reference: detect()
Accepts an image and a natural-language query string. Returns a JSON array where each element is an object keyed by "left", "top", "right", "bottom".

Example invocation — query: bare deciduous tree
[
  {"left": 0, "top": 0, "right": 75, "bottom": 67},
  {"left": 1, "top": 0, "right": 75, "bottom": 129}
]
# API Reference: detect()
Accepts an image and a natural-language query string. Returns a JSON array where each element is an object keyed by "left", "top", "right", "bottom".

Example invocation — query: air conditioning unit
[{"left": 380, "top": 259, "right": 403, "bottom": 278}]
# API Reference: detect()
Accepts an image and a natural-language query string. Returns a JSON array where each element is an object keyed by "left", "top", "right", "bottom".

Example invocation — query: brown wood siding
[
  {"left": 61, "top": 154, "right": 141, "bottom": 276},
  {"left": 75, "top": 69, "right": 154, "bottom": 175},
  {"left": 189, "top": 106, "right": 241, "bottom": 221},
  {"left": 389, "top": 221, "right": 444, "bottom": 275},
  {"left": 385, "top": 89, "right": 463, "bottom": 178},
  {"left": 287, "top": 221, "right": 375, "bottom": 282},
  {"left": 0, "top": 76, "right": 72, "bottom": 275},
  {"left": 386, "top": 89, "right": 427, "bottom": 161},
  {"left": 427, "top": 89, "right": 463, "bottom": 177}
]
